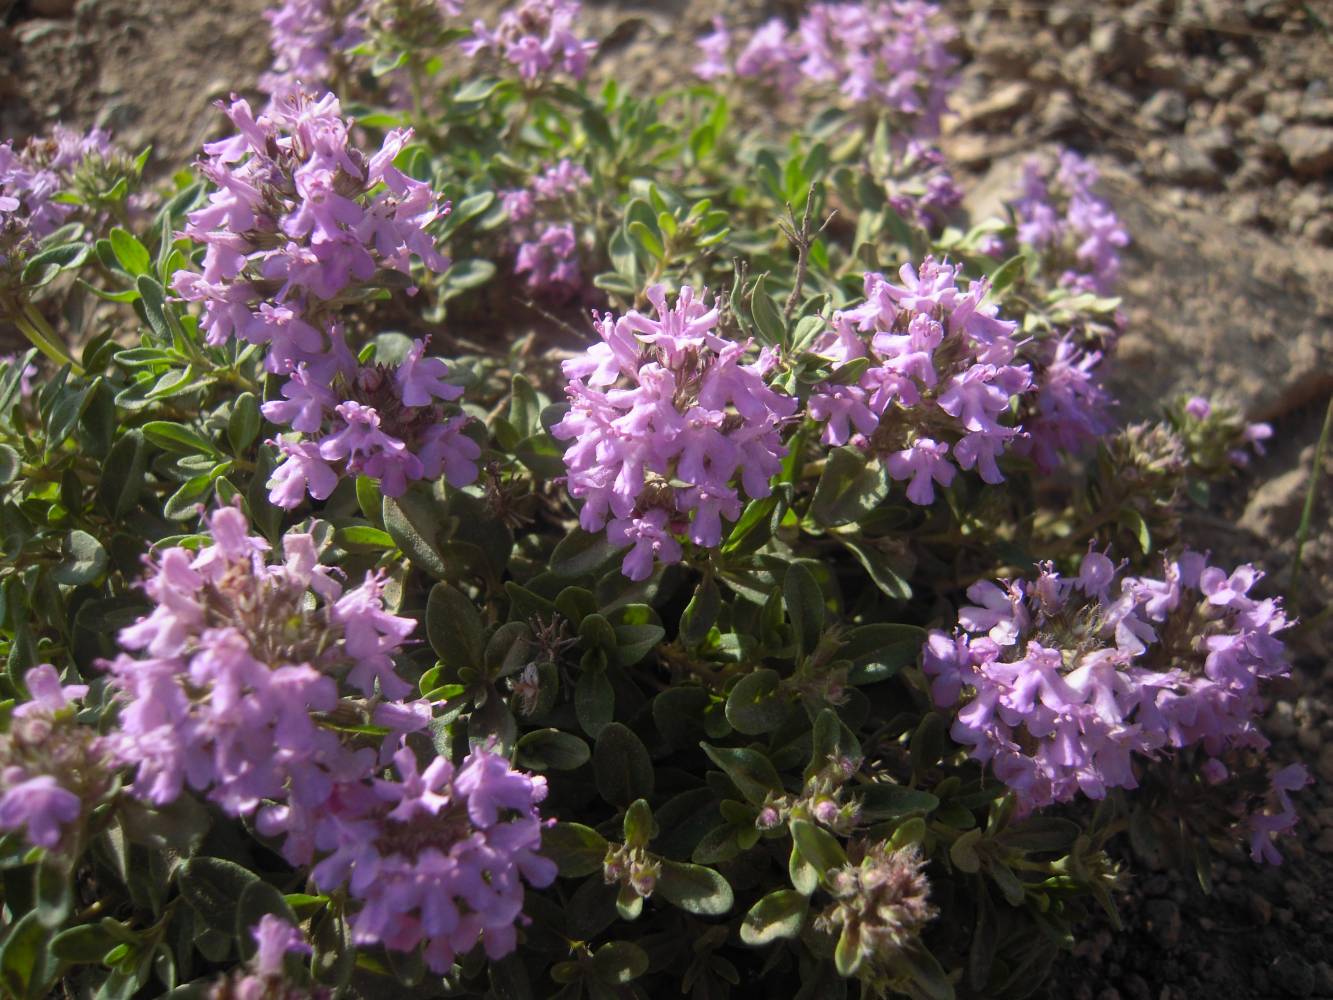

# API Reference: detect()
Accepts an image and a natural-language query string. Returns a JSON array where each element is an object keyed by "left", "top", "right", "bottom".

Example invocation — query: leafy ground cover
[{"left": 0, "top": 1, "right": 1330, "bottom": 998}]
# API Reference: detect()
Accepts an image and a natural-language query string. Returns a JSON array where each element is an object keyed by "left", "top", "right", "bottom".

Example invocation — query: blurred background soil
[{"left": 3, "top": 0, "right": 1331, "bottom": 996}]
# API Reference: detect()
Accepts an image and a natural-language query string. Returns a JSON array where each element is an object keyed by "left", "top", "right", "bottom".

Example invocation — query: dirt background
[{"left": 2, "top": 0, "right": 1332, "bottom": 996}]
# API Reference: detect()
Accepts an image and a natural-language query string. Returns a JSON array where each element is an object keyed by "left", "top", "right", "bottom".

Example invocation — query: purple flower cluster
[
  {"left": 172, "top": 91, "right": 446, "bottom": 364},
  {"left": 807, "top": 257, "right": 1031, "bottom": 505},
  {"left": 884, "top": 141, "right": 962, "bottom": 230},
  {"left": 305, "top": 744, "right": 556, "bottom": 972},
  {"left": 1178, "top": 395, "right": 1273, "bottom": 471},
  {"left": 551, "top": 285, "right": 798, "bottom": 580},
  {"left": 0, "top": 126, "right": 114, "bottom": 238},
  {"left": 695, "top": 2, "right": 959, "bottom": 140},
  {"left": 263, "top": 335, "right": 481, "bottom": 507},
  {"left": 261, "top": 0, "right": 366, "bottom": 97},
  {"left": 1010, "top": 150, "right": 1129, "bottom": 296},
  {"left": 0, "top": 665, "right": 111, "bottom": 851},
  {"left": 212, "top": 916, "right": 326, "bottom": 1000},
  {"left": 1018, "top": 336, "right": 1116, "bottom": 472},
  {"left": 170, "top": 91, "right": 478, "bottom": 504},
  {"left": 105, "top": 505, "right": 421, "bottom": 815},
  {"left": 462, "top": 0, "right": 595, "bottom": 82},
  {"left": 502, "top": 159, "right": 589, "bottom": 295},
  {"left": 1243, "top": 763, "right": 1307, "bottom": 864},
  {"left": 923, "top": 550, "right": 1301, "bottom": 839},
  {"left": 106, "top": 505, "right": 555, "bottom": 966}
]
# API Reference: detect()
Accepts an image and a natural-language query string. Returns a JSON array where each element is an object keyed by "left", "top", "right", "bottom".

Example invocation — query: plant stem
[
  {"left": 1290, "top": 395, "right": 1333, "bottom": 605},
  {"left": 6, "top": 297, "right": 84, "bottom": 376}
]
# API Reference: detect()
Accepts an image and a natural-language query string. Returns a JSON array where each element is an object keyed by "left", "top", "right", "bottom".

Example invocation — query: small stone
[
  {"left": 1251, "top": 891, "right": 1273, "bottom": 924},
  {"left": 960, "top": 81, "right": 1034, "bottom": 127},
  {"left": 1144, "top": 898, "right": 1181, "bottom": 946},
  {"left": 1225, "top": 193, "right": 1264, "bottom": 225},
  {"left": 1279, "top": 125, "right": 1333, "bottom": 177},
  {"left": 1096, "top": 989, "right": 1121, "bottom": 1000},
  {"left": 1160, "top": 138, "right": 1221, "bottom": 186},
  {"left": 1316, "top": 744, "right": 1333, "bottom": 783},
  {"left": 1141, "top": 90, "right": 1189, "bottom": 130},
  {"left": 1313, "top": 962, "right": 1333, "bottom": 995},
  {"left": 1307, "top": 216, "right": 1333, "bottom": 245},
  {"left": 1313, "top": 828, "right": 1333, "bottom": 854},
  {"left": 1302, "top": 96, "right": 1333, "bottom": 123},
  {"left": 1298, "top": 725, "right": 1322, "bottom": 753},
  {"left": 1283, "top": 879, "right": 1316, "bottom": 913},
  {"left": 1041, "top": 90, "right": 1081, "bottom": 132},
  {"left": 1271, "top": 953, "right": 1315, "bottom": 997},
  {"left": 1270, "top": 701, "right": 1298, "bottom": 739},
  {"left": 1204, "top": 66, "right": 1246, "bottom": 100},
  {"left": 1123, "top": 973, "right": 1153, "bottom": 1000}
]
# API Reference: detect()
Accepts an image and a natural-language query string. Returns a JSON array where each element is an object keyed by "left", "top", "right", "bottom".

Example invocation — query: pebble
[
  {"left": 1271, "top": 953, "right": 1316, "bottom": 997},
  {"left": 1279, "top": 125, "right": 1333, "bottom": 177},
  {"left": 1144, "top": 898, "right": 1182, "bottom": 946},
  {"left": 1251, "top": 891, "right": 1274, "bottom": 924},
  {"left": 1317, "top": 743, "right": 1333, "bottom": 783},
  {"left": 1141, "top": 90, "right": 1189, "bottom": 130}
]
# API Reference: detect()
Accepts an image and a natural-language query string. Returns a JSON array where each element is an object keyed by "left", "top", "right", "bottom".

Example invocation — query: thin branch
[{"left": 779, "top": 187, "right": 836, "bottom": 323}]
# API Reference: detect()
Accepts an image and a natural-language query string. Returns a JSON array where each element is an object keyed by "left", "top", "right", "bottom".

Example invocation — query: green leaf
[
  {"left": 841, "top": 623, "right": 922, "bottom": 682},
  {"left": 627, "top": 220, "right": 665, "bottom": 261},
  {"left": 988, "top": 860, "right": 1026, "bottom": 907},
  {"left": 227, "top": 393, "right": 261, "bottom": 454},
  {"left": 21, "top": 242, "right": 89, "bottom": 287},
  {"left": 95, "top": 430, "right": 147, "bottom": 519},
  {"left": 176, "top": 856, "right": 260, "bottom": 935},
  {"left": 680, "top": 576, "right": 720, "bottom": 646},
  {"left": 811, "top": 448, "right": 889, "bottom": 526},
  {"left": 988, "top": 254, "right": 1026, "bottom": 295},
  {"left": 612, "top": 623, "right": 664, "bottom": 666},
  {"left": 996, "top": 817, "right": 1080, "bottom": 853},
  {"left": 949, "top": 828, "right": 984, "bottom": 874},
  {"left": 52, "top": 530, "right": 108, "bottom": 586},
  {"left": 50, "top": 924, "right": 121, "bottom": 964},
  {"left": 901, "top": 945, "right": 956, "bottom": 1000},
  {"left": 142, "top": 421, "right": 218, "bottom": 456},
  {"left": 593, "top": 723, "right": 654, "bottom": 807},
  {"left": 109, "top": 228, "right": 151, "bottom": 275},
  {"left": 455, "top": 77, "right": 503, "bottom": 102},
  {"left": 840, "top": 536, "right": 912, "bottom": 601},
  {"left": 516, "top": 729, "right": 590, "bottom": 772},
  {"left": 835, "top": 925, "right": 862, "bottom": 977},
  {"left": 1119, "top": 507, "right": 1152, "bottom": 555},
  {"left": 542, "top": 823, "right": 608, "bottom": 878},
  {"left": 700, "top": 744, "right": 781, "bottom": 805},
  {"left": 426, "top": 582, "right": 484, "bottom": 672},
  {"left": 35, "top": 856, "right": 71, "bottom": 928},
  {"left": 783, "top": 561, "right": 824, "bottom": 657},
  {"left": 0, "top": 911, "right": 48, "bottom": 999},
  {"left": 135, "top": 275, "right": 173, "bottom": 340},
  {"left": 0, "top": 445, "right": 22, "bottom": 485},
  {"left": 909, "top": 712, "right": 948, "bottom": 774},
  {"left": 725, "top": 669, "right": 789, "bottom": 735},
  {"left": 790, "top": 819, "right": 847, "bottom": 876},
  {"left": 741, "top": 889, "right": 808, "bottom": 946},
  {"left": 382, "top": 492, "right": 447, "bottom": 578},
  {"left": 575, "top": 667, "right": 614, "bottom": 738},
  {"left": 857, "top": 783, "right": 939, "bottom": 821},
  {"left": 652, "top": 686, "right": 714, "bottom": 749},
  {"left": 621, "top": 798, "right": 654, "bottom": 848},
  {"left": 550, "top": 528, "right": 622, "bottom": 579},
  {"left": 591, "top": 941, "right": 648, "bottom": 985},
  {"left": 581, "top": 106, "right": 615, "bottom": 152},
  {"left": 655, "top": 861, "right": 734, "bottom": 916},
  {"left": 749, "top": 274, "right": 786, "bottom": 348}
]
